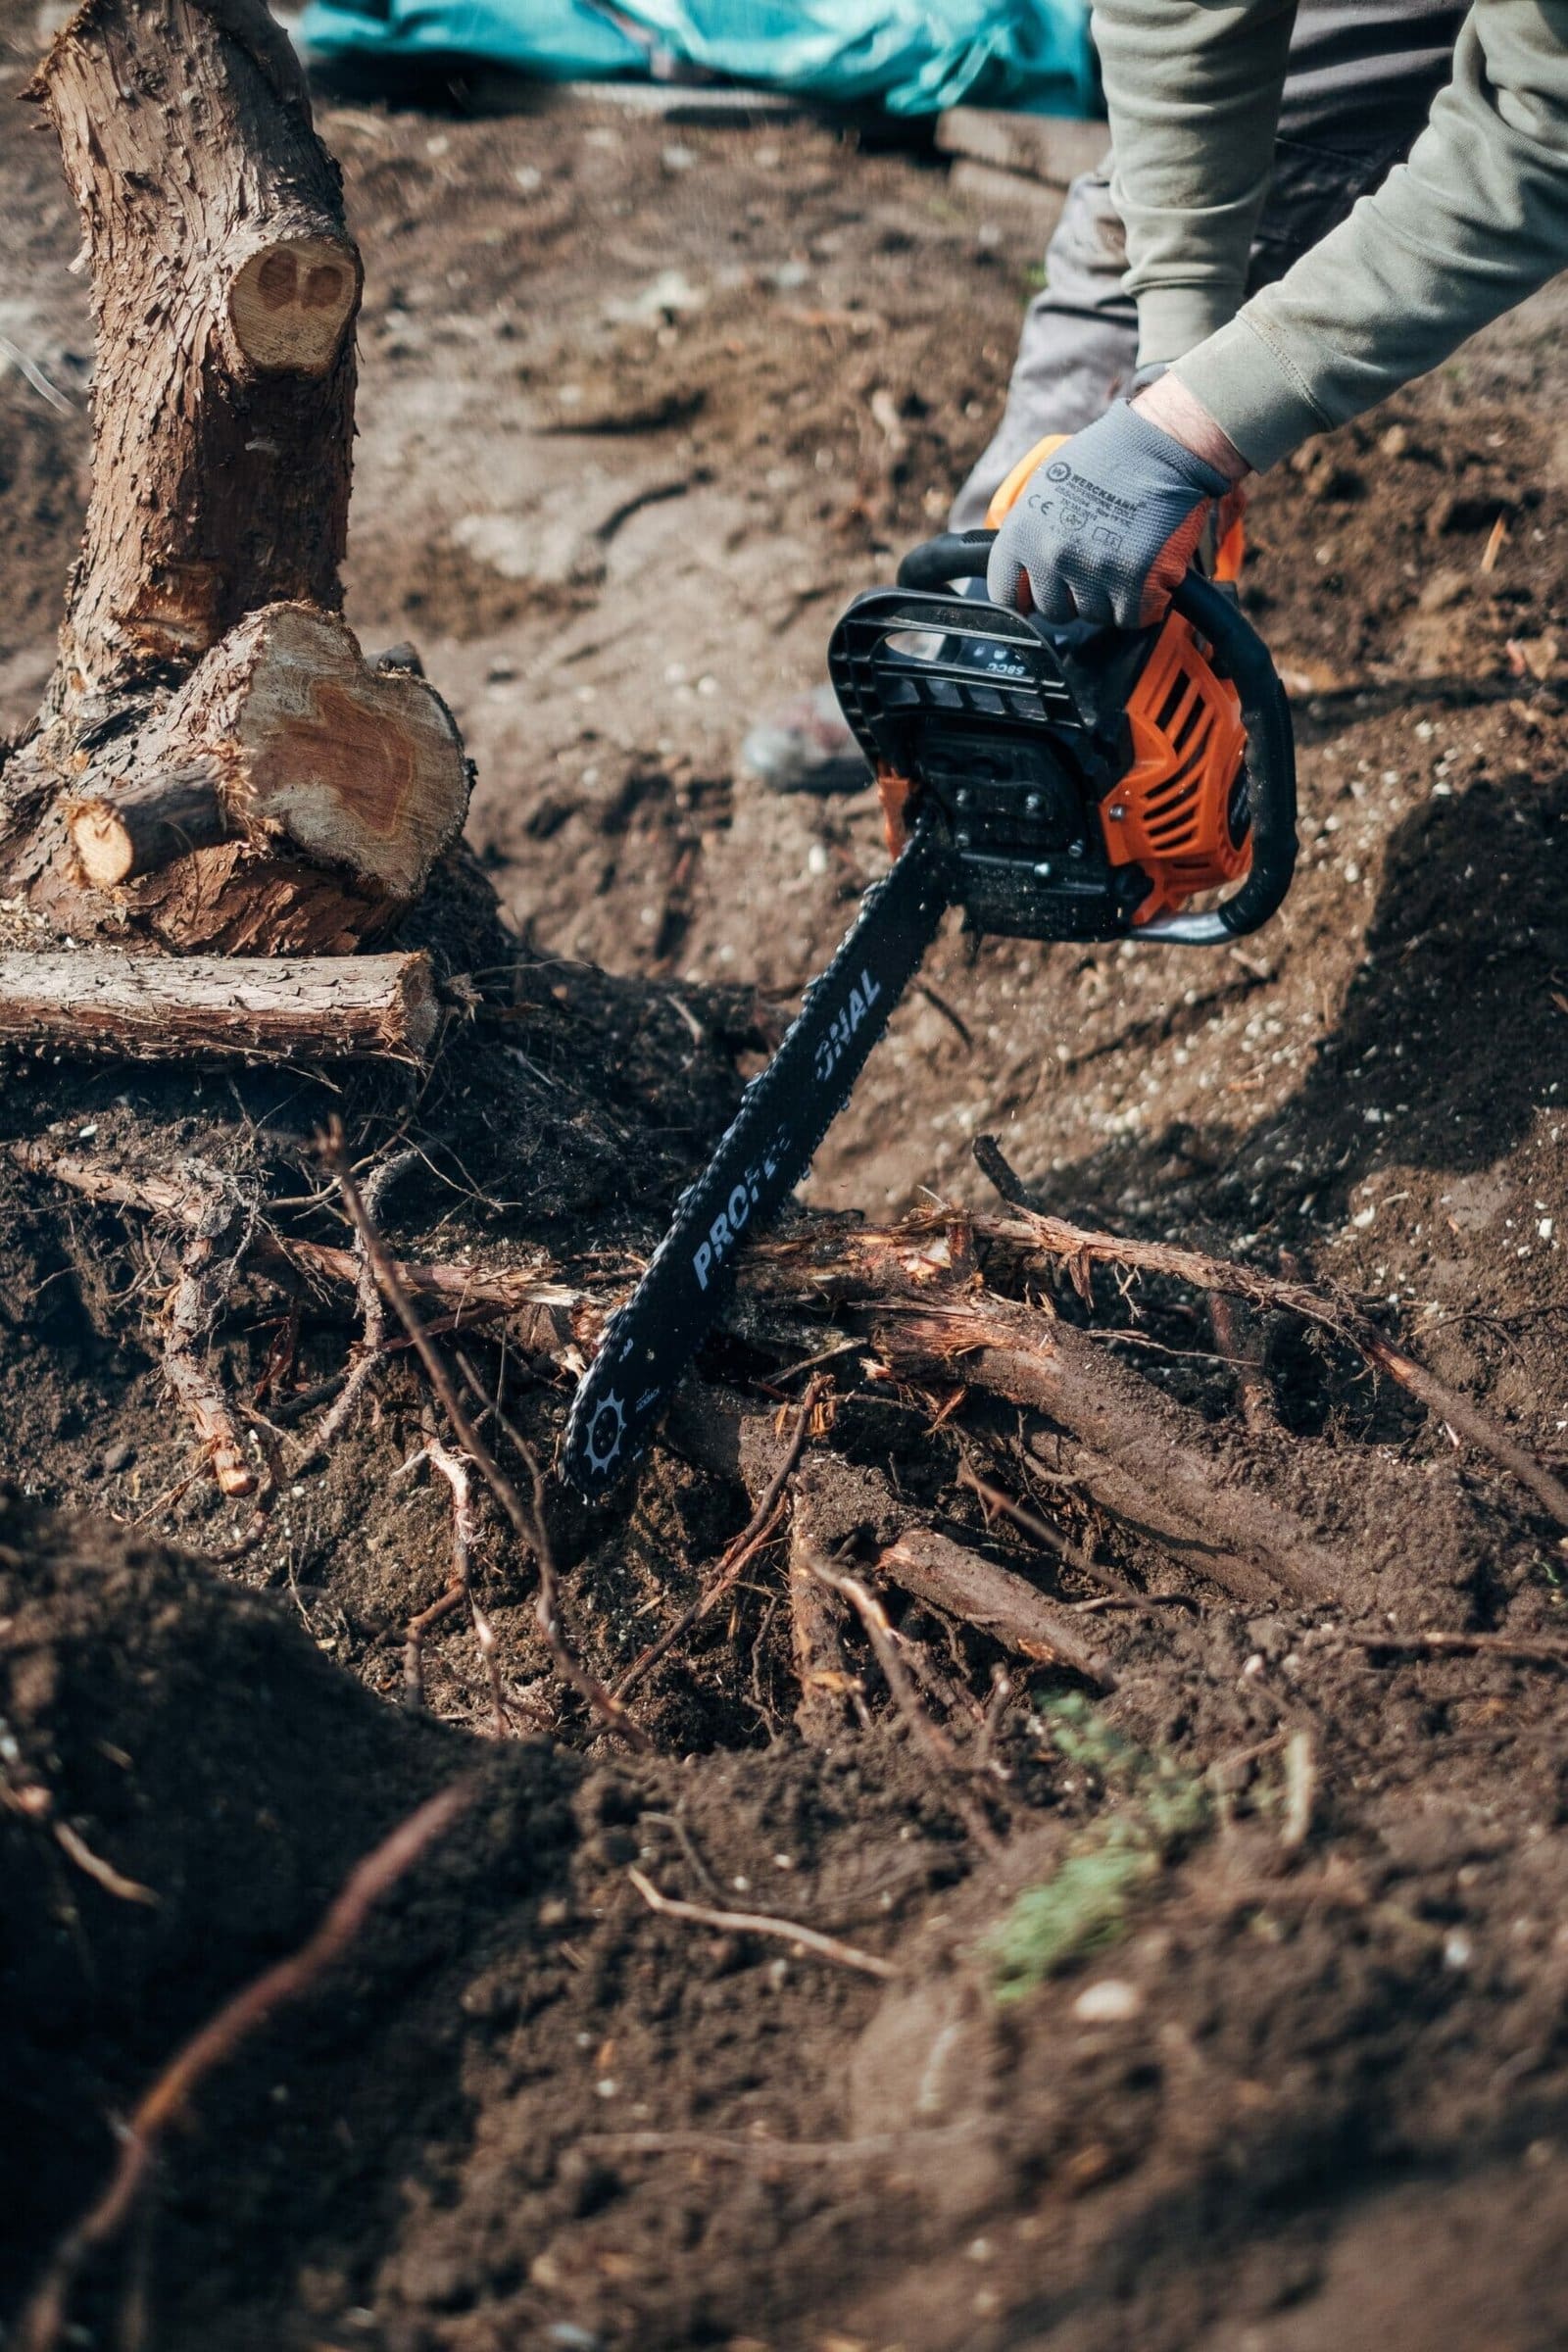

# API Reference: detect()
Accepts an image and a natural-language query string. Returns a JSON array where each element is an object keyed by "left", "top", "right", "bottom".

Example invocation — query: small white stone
[
  {"left": 1443, "top": 1932, "right": 1473, "bottom": 1972},
  {"left": 1072, "top": 1978, "right": 1143, "bottom": 2025}
]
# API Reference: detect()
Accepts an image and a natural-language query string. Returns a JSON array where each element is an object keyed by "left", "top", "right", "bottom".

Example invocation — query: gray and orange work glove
[{"left": 985, "top": 400, "right": 1231, "bottom": 629}]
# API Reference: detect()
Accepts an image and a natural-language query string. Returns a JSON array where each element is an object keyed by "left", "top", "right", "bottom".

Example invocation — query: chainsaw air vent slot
[{"left": 1135, "top": 737, "right": 1213, "bottom": 850}]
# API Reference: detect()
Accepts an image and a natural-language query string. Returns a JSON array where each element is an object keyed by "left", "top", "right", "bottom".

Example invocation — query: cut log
[
  {"left": 60, "top": 606, "right": 470, "bottom": 950},
  {"left": 0, "top": 950, "right": 442, "bottom": 1063},
  {"left": 5, "top": 0, "right": 471, "bottom": 951}
]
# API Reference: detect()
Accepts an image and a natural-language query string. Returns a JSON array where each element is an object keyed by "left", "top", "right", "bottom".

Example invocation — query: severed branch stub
[
  {"left": 68, "top": 766, "right": 235, "bottom": 889},
  {"left": 0, "top": 949, "right": 443, "bottom": 1064}
]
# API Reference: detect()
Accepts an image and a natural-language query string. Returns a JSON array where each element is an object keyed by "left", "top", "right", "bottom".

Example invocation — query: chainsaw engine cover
[{"left": 826, "top": 585, "right": 1250, "bottom": 942}]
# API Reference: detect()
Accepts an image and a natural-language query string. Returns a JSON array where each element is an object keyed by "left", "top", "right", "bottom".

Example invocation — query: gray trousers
[{"left": 950, "top": 0, "right": 1466, "bottom": 526}]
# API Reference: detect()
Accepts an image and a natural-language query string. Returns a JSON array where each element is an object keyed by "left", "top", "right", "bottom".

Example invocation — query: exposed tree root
[
  {"left": 290, "top": 1146, "right": 420, "bottom": 1475},
  {"left": 398, "top": 1420, "right": 509, "bottom": 1737},
  {"left": 324, "top": 1128, "right": 652, "bottom": 1752},
  {"left": 1, "top": 1705, "right": 158, "bottom": 1905},
  {"left": 613, "top": 1378, "right": 827, "bottom": 1706},
  {"left": 879, "top": 1522, "right": 1116, "bottom": 1689},
  {"left": 805, "top": 1544, "right": 1004, "bottom": 1856},
  {"left": 158, "top": 1174, "right": 265, "bottom": 1501},
  {"left": 788, "top": 1504, "right": 859, "bottom": 1744},
  {"left": 626, "top": 1865, "right": 897, "bottom": 1980},
  {"left": 970, "top": 1131, "right": 1568, "bottom": 1530},
  {"left": 1346, "top": 1627, "right": 1568, "bottom": 1670},
  {"left": 746, "top": 1227, "right": 1343, "bottom": 1605},
  {"left": 14, "top": 1121, "right": 1564, "bottom": 1761}
]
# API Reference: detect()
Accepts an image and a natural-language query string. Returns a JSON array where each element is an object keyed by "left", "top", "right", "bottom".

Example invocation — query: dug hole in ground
[{"left": 6, "top": 11, "right": 1568, "bottom": 2349}]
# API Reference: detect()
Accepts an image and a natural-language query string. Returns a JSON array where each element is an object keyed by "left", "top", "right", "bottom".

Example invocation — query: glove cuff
[{"left": 1116, "top": 401, "right": 1231, "bottom": 501}]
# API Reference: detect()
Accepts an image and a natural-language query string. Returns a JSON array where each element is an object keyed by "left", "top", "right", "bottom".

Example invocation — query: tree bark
[
  {"left": 0, "top": 948, "right": 442, "bottom": 1061},
  {"left": 5, "top": 0, "right": 470, "bottom": 951}
]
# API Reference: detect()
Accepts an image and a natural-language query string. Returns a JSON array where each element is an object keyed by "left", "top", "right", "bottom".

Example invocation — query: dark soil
[{"left": 6, "top": 25, "right": 1568, "bottom": 2352}]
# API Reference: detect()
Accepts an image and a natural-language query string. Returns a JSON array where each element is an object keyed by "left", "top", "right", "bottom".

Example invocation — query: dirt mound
[
  {"left": 11, "top": 1491, "right": 1568, "bottom": 2352},
  {"left": 0, "top": 1494, "right": 462, "bottom": 2307}
]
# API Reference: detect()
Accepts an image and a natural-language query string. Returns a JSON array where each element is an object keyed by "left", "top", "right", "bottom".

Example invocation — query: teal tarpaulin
[{"left": 301, "top": 0, "right": 1098, "bottom": 119}]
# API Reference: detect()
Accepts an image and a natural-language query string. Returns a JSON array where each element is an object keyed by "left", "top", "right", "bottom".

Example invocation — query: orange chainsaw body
[{"left": 884, "top": 431, "right": 1254, "bottom": 930}]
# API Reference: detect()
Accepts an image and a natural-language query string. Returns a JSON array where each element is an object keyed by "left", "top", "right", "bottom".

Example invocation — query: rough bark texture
[
  {"left": 0, "top": 949, "right": 441, "bottom": 1061},
  {"left": 4, "top": 0, "right": 470, "bottom": 951},
  {"left": 867, "top": 1298, "right": 1342, "bottom": 1607}
]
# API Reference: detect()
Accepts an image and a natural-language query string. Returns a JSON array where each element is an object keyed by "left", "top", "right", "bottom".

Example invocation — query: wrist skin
[{"left": 1130, "top": 372, "right": 1251, "bottom": 488}]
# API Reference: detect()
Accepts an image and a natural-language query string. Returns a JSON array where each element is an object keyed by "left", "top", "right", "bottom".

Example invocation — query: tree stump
[{"left": 2, "top": 0, "right": 470, "bottom": 954}]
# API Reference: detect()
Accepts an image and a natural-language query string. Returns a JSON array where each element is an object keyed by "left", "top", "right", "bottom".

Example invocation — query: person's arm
[
  {"left": 1093, "top": 0, "right": 1299, "bottom": 367},
  {"left": 1168, "top": 0, "right": 1568, "bottom": 470}
]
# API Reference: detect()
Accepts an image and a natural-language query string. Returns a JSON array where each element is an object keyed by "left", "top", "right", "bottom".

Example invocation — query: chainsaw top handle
[{"left": 894, "top": 531, "right": 1297, "bottom": 946}]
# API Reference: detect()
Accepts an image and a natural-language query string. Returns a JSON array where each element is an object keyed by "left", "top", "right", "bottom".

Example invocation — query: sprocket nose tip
[{"left": 582, "top": 1389, "right": 626, "bottom": 1480}]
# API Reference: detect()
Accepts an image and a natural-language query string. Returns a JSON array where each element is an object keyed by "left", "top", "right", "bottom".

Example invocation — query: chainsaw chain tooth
[{"left": 563, "top": 822, "right": 953, "bottom": 1496}]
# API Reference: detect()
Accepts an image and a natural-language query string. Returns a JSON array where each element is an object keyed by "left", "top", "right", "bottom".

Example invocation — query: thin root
[
  {"left": 626, "top": 1865, "right": 896, "bottom": 1979},
  {"left": 17, "top": 1777, "right": 476, "bottom": 2352},
  {"left": 322, "top": 1125, "right": 649, "bottom": 1750}
]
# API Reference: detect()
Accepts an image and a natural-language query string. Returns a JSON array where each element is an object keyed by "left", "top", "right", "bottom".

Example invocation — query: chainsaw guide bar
[{"left": 562, "top": 817, "right": 954, "bottom": 1495}]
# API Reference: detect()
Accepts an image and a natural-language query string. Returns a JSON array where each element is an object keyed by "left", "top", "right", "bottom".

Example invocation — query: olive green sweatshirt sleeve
[
  {"left": 1095, "top": 0, "right": 1299, "bottom": 367},
  {"left": 1098, "top": 0, "right": 1568, "bottom": 472}
]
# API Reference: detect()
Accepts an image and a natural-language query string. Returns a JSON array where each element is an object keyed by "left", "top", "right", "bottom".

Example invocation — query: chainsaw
[{"left": 563, "top": 440, "right": 1296, "bottom": 1495}]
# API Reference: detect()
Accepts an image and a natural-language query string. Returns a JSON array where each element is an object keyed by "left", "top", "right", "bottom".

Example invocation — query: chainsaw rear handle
[{"left": 894, "top": 533, "right": 1297, "bottom": 945}]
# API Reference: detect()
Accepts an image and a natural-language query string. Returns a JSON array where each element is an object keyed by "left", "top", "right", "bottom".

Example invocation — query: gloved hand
[{"left": 986, "top": 400, "right": 1232, "bottom": 629}]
